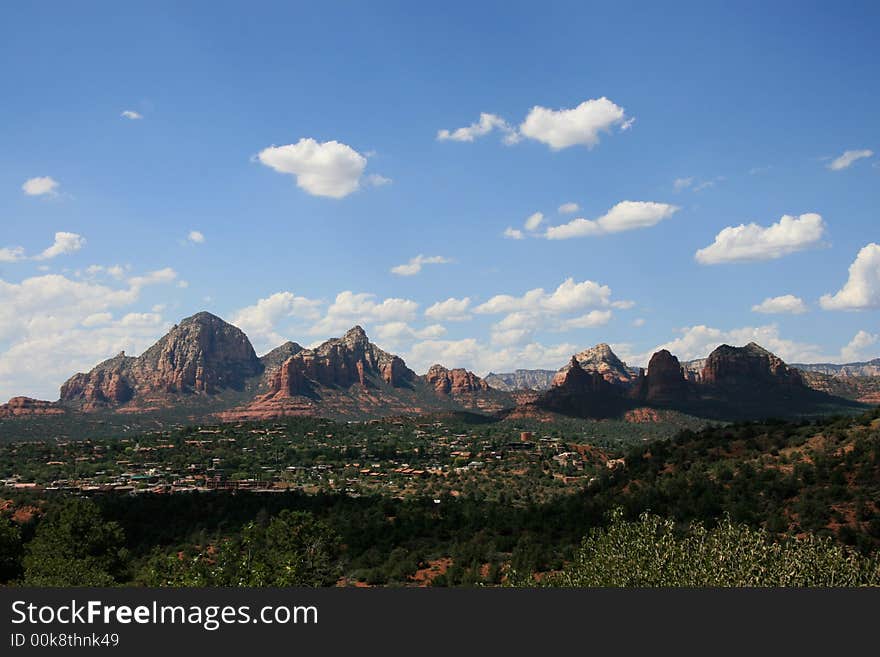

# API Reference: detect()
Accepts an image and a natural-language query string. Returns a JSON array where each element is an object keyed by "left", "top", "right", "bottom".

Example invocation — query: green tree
[
  {"left": 23, "top": 499, "right": 127, "bottom": 586},
  {"left": 0, "top": 515, "right": 23, "bottom": 583}
]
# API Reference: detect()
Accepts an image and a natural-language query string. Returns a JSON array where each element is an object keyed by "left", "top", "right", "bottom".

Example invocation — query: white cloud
[
  {"left": 308, "top": 291, "right": 418, "bottom": 337},
  {"left": 187, "top": 230, "right": 205, "bottom": 244},
  {"left": 35, "top": 232, "right": 86, "bottom": 260},
  {"left": 695, "top": 213, "right": 825, "bottom": 265},
  {"left": 404, "top": 339, "right": 578, "bottom": 376},
  {"left": 257, "top": 138, "right": 381, "bottom": 198},
  {"left": 503, "top": 227, "right": 524, "bottom": 240},
  {"left": 231, "top": 291, "right": 323, "bottom": 353},
  {"left": 121, "top": 110, "right": 143, "bottom": 120},
  {"left": 674, "top": 177, "right": 694, "bottom": 191},
  {"left": 0, "top": 270, "right": 180, "bottom": 399},
  {"left": 559, "top": 309, "right": 613, "bottom": 330},
  {"left": 365, "top": 173, "right": 392, "bottom": 187},
  {"left": 751, "top": 294, "right": 808, "bottom": 315},
  {"left": 436, "top": 112, "right": 518, "bottom": 144},
  {"left": 545, "top": 201, "right": 679, "bottom": 240},
  {"left": 840, "top": 330, "right": 878, "bottom": 362},
  {"left": 518, "top": 97, "right": 630, "bottom": 150},
  {"left": 390, "top": 255, "right": 451, "bottom": 277},
  {"left": 819, "top": 243, "right": 880, "bottom": 311},
  {"left": 0, "top": 246, "right": 25, "bottom": 263},
  {"left": 827, "top": 149, "right": 873, "bottom": 171},
  {"left": 558, "top": 202, "right": 580, "bottom": 214},
  {"left": 632, "top": 318, "right": 646, "bottom": 327},
  {"left": 22, "top": 176, "right": 59, "bottom": 196},
  {"left": 475, "top": 278, "right": 614, "bottom": 315},
  {"left": 524, "top": 212, "right": 544, "bottom": 232},
  {"left": 373, "top": 322, "right": 446, "bottom": 348},
  {"left": 425, "top": 297, "right": 471, "bottom": 321},
  {"left": 128, "top": 267, "right": 178, "bottom": 289}
]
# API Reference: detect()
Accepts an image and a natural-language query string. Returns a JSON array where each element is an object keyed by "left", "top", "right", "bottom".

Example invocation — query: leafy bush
[{"left": 546, "top": 509, "right": 880, "bottom": 587}]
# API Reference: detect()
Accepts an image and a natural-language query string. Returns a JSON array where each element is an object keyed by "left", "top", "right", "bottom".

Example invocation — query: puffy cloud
[
  {"left": 35, "top": 232, "right": 86, "bottom": 260},
  {"left": 518, "top": 97, "right": 630, "bottom": 150},
  {"left": 695, "top": 213, "right": 825, "bottom": 264},
  {"left": 425, "top": 297, "right": 471, "bottom": 322},
  {"left": 121, "top": 110, "right": 143, "bottom": 120},
  {"left": 309, "top": 291, "right": 418, "bottom": 337},
  {"left": 559, "top": 309, "right": 613, "bottom": 329},
  {"left": 819, "top": 243, "right": 880, "bottom": 310},
  {"left": 231, "top": 291, "right": 323, "bottom": 352},
  {"left": 558, "top": 202, "right": 580, "bottom": 214},
  {"left": 187, "top": 230, "right": 205, "bottom": 244},
  {"left": 840, "top": 330, "right": 878, "bottom": 362},
  {"left": 0, "top": 246, "right": 25, "bottom": 263},
  {"left": 390, "top": 254, "right": 451, "bottom": 276},
  {"left": 404, "top": 339, "right": 578, "bottom": 376},
  {"left": 373, "top": 322, "right": 446, "bottom": 348},
  {"left": 128, "top": 267, "right": 177, "bottom": 289},
  {"left": 632, "top": 318, "right": 646, "bottom": 327},
  {"left": 751, "top": 294, "right": 808, "bottom": 315},
  {"left": 545, "top": 201, "right": 679, "bottom": 240},
  {"left": 827, "top": 149, "right": 873, "bottom": 171},
  {"left": 503, "top": 227, "right": 524, "bottom": 240},
  {"left": 436, "top": 112, "right": 518, "bottom": 144},
  {"left": 475, "top": 278, "right": 614, "bottom": 315},
  {"left": 257, "top": 138, "right": 383, "bottom": 198},
  {"left": 524, "top": 212, "right": 544, "bottom": 232},
  {"left": 22, "top": 176, "right": 59, "bottom": 196},
  {"left": 0, "top": 270, "right": 180, "bottom": 399}
]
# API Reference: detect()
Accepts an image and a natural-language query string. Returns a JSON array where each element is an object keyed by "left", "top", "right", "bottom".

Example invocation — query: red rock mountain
[
  {"left": 700, "top": 342, "right": 804, "bottom": 388},
  {"left": 553, "top": 343, "right": 637, "bottom": 387},
  {"left": 60, "top": 312, "right": 262, "bottom": 408},
  {"left": 632, "top": 349, "right": 690, "bottom": 403},
  {"left": 425, "top": 364, "right": 490, "bottom": 395}
]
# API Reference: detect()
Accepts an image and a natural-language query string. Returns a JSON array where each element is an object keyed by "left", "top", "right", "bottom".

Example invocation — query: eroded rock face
[
  {"left": 701, "top": 342, "right": 803, "bottom": 388},
  {"left": 59, "top": 312, "right": 262, "bottom": 406},
  {"left": 0, "top": 397, "right": 65, "bottom": 418},
  {"left": 262, "top": 326, "right": 416, "bottom": 398},
  {"left": 554, "top": 343, "right": 636, "bottom": 387},
  {"left": 425, "top": 364, "right": 490, "bottom": 395},
  {"left": 644, "top": 349, "right": 688, "bottom": 403}
]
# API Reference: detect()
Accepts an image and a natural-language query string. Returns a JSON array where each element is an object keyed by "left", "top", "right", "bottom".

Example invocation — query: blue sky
[{"left": 1, "top": 1, "right": 878, "bottom": 399}]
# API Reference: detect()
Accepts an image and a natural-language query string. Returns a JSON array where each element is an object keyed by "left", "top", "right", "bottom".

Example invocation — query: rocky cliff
[
  {"left": 553, "top": 343, "right": 637, "bottom": 387},
  {"left": 484, "top": 369, "right": 556, "bottom": 392}
]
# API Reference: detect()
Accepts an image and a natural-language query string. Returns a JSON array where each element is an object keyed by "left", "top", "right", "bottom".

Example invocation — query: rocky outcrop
[
  {"left": 484, "top": 370, "right": 556, "bottom": 392},
  {"left": 644, "top": 349, "right": 689, "bottom": 403},
  {"left": 425, "top": 365, "right": 490, "bottom": 395},
  {"left": 260, "top": 326, "right": 416, "bottom": 399},
  {"left": 792, "top": 358, "right": 880, "bottom": 378},
  {"left": 0, "top": 397, "right": 65, "bottom": 418},
  {"left": 60, "top": 312, "right": 262, "bottom": 406},
  {"left": 701, "top": 343, "right": 803, "bottom": 388},
  {"left": 533, "top": 357, "right": 633, "bottom": 419},
  {"left": 554, "top": 343, "right": 637, "bottom": 387}
]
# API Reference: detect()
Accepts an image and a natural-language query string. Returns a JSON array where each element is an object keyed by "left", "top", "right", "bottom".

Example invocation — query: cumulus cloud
[
  {"left": 309, "top": 291, "right": 419, "bottom": 337},
  {"left": 751, "top": 294, "right": 808, "bottom": 315},
  {"left": 475, "top": 278, "right": 614, "bottom": 315},
  {"left": 22, "top": 176, "right": 59, "bottom": 196},
  {"left": 403, "top": 339, "right": 579, "bottom": 377},
  {"left": 827, "top": 149, "right": 873, "bottom": 171},
  {"left": 0, "top": 246, "right": 25, "bottom": 263},
  {"left": 373, "top": 322, "right": 446, "bottom": 348},
  {"left": 121, "top": 110, "right": 143, "bottom": 120},
  {"left": 545, "top": 201, "right": 679, "bottom": 240},
  {"left": 819, "top": 243, "right": 880, "bottom": 311},
  {"left": 32, "top": 232, "right": 86, "bottom": 260},
  {"left": 436, "top": 112, "right": 518, "bottom": 144},
  {"left": 524, "top": 212, "right": 544, "bottom": 232},
  {"left": 257, "top": 138, "right": 385, "bottom": 198},
  {"left": 425, "top": 297, "right": 471, "bottom": 321},
  {"left": 695, "top": 213, "right": 825, "bottom": 265},
  {"left": 518, "top": 97, "right": 630, "bottom": 150},
  {"left": 390, "top": 255, "right": 451, "bottom": 276},
  {"left": 503, "top": 227, "right": 524, "bottom": 240},
  {"left": 559, "top": 309, "right": 613, "bottom": 330},
  {"left": 558, "top": 202, "right": 580, "bottom": 214},
  {"left": 187, "top": 230, "right": 205, "bottom": 244},
  {"left": 0, "top": 269, "right": 180, "bottom": 399},
  {"left": 840, "top": 330, "right": 879, "bottom": 362},
  {"left": 231, "top": 291, "right": 323, "bottom": 352}
]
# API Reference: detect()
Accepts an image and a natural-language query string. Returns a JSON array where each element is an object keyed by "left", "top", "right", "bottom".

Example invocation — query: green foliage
[
  {"left": 549, "top": 509, "right": 880, "bottom": 587},
  {"left": 140, "top": 510, "right": 339, "bottom": 586},
  {"left": 22, "top": 499, "right": 127, "bottom": 586},
  {"left": 0, "top": 515, "right": 23, "bottom": 583}
]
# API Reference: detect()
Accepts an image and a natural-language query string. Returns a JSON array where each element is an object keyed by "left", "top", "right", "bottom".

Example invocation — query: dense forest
[{"left": 1, "top": 407, "right": 878, "bottom": 586}]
